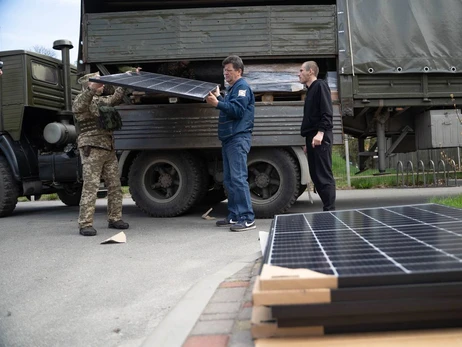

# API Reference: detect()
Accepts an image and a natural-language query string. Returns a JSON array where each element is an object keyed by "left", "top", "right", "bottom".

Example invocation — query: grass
[
  {"left": 18, "top": 194, "right": 59, "bottom": 202},
  {"left": 332, "top": 152, "right": 398, "bottom": 189},
  {"left": 18, "top": 187, "right": 130, "bottom": 202},
  {"left": 430, "top": 195, "right": 462, "bottom": 209}
]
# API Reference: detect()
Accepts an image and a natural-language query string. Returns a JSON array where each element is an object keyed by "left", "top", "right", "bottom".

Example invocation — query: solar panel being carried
[{"left": 89, "top": 71, "right": 219, "bottom": 101}]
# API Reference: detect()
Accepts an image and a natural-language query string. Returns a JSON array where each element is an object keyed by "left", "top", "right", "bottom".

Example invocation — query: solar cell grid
[
  {"left": 392, "top": 206, "right": 461, "bottom": 223},
  {"left": 267, "top": 204, "right": 462, "bottom": 284}
]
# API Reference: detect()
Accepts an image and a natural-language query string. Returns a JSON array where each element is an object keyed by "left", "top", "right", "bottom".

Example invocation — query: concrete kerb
[{"left": 142, "top": 251, "right": 262, "bottom": 347}]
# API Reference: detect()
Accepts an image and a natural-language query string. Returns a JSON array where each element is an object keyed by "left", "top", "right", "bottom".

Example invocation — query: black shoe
[
  {"left": 216, "top": 218, "right": 238, "bottom": 227},
  {"left": 80, "top": 226, "right": 97, "bottom": 236},
  {"left": 230, "top": 220, "right": 256, "bottom": 232},
  {"left": 108, "top": 220, "right": 129, "bottom": 229}
]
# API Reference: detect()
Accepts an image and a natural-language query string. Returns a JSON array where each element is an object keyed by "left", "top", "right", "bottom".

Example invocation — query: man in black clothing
[{"left": 299, "top": 61, "right": 336, "bottom": 211}]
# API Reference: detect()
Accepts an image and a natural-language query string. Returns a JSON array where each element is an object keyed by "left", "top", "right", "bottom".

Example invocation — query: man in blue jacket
[{"left": 205, "top": 55, "right": 256, "bottom": 232}]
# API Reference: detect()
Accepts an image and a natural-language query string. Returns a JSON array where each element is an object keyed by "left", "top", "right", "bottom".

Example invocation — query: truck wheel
[
  {"left": 57, "top": 185, "right": 82, "bottom": 206},
  {"left": 128, "top": 151, "right": 202, "bottom": 217},
  {"left": 248, "top": 149, "right": 300, "bottom": 218},
  {"left": 0, "top": 156, "right": 19, "bottom": 217},
  {"left": 191, "top": 154, "right": 210, "bottom": 206}
]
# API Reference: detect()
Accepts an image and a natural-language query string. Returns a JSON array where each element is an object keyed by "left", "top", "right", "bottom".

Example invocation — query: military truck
[
  {"left": 72, "top": 0, "right": 347, "bottom": 220},
  {"left": 78, "top": 0, "right": 461, "bottom": 217},
  {"left": 0, "top": 41, "right": 84, "bottom": 217}
]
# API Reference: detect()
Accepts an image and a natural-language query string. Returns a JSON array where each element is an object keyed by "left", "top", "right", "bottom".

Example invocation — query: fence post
[
  {"left": 428, "top": 160, "right": 436, "bottom": 186},
  {"left": 437, "top": 160, "right": 447, "bottom": 186},
  {"left": 449, "top": 159, "right": 457, "bottom": 186},
  {"left": 417, "top": 160, "right": 426, "bottom": 187},
  {"left": 405, "top": 161, "right": 415, "bottom": 187},
  {"left": 344, "top": 134, "right": 351, "bottom": 188},
  {"left": 396, "top": 161, "right": 404, "bottom": 187}
]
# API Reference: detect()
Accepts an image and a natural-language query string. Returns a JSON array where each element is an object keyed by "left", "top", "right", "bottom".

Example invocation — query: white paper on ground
[{"left": 101, "top": 231, "right": 126, "bottom": 244}]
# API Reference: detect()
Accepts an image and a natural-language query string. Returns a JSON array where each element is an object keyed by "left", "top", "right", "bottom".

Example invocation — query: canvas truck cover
[{"left": 338, "top": 0, "right": 462, "bottom": 74}]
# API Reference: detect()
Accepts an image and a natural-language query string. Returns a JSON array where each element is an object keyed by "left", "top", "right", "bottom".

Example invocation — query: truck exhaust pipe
[
  {"left": 44, "top": 39, "right": 78, "bottom": 147},
  {"left": 53, "top": 39, "right": 74, "bottom": 115}
]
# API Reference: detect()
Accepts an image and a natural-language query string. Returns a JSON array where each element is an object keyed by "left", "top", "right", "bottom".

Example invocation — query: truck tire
[
  {"left": 248, "top": 148, "right": 300, "bottom": 218},
  {"left": 0, "top": 155, "right": 19, "bottom": 217},
  {"left": 128, "top": 151, "right": 202, "bottom": 217},
  {"left": 57, "top": 185, "right": 82, "bottom": 206},
  {"left": 191, "top": 154, "right": 210, "bottom": 206}
]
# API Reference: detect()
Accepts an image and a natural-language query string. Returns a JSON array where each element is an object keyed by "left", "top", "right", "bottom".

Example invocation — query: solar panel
[
  {"left": 89, "top": 72, "right": 219, "bottom": 101},
  {"left": 262, "top": 203, "right": 462, "bottom": 288},
  {"left": 255, "top": 203, "right": 462, "bottom": 336}
]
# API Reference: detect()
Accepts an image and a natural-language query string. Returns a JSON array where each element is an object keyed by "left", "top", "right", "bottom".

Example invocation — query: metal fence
[{"left": 334, "top": 138, "right": 462, "bottom": 188}]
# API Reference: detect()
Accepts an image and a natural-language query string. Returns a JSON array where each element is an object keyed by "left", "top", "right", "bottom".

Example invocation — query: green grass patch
[
  {"left": 430, "top": 195, "right": 462, "bottom": 209},
  {"left": 18, "top": 194, "right": 58, "bottom": 202},
  {"left": 332, "top": 152, "right": 398, "bottom": 189},
  {"left": 18, "top": 187, "right": 131, "bottom": 203}
]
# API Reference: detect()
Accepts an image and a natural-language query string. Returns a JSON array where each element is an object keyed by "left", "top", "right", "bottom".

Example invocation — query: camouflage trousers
[{"left": 78, "top": 147, "right": 123, "bottom": 228}]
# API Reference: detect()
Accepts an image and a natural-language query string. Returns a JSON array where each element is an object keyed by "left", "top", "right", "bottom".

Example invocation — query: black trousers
[{"left": 305, "top": 132, "right": 336, "bottom": 211}]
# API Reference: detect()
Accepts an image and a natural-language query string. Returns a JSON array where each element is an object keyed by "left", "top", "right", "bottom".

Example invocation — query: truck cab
[{"left": 0, "top": 42, "right": 82, "bottom": 216}]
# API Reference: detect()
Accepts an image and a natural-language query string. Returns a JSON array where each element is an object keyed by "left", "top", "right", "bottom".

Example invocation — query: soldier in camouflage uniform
[
  {"left": 72, "top": 72, "right": 129, "bottom": 236},
  {"left": 157, "top": 60, "right": 195, "bottom": 79}
]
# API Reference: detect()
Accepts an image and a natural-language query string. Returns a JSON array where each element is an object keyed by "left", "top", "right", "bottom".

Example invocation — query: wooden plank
[
  {"left": 255, "top": 329, "right": 462, "bottom": 347},
  {"left": 252, "top": 276, "right": 331, "bottom": 306},
  {"left": 251, "top": 306, "right": 324, "bottom": 339}
]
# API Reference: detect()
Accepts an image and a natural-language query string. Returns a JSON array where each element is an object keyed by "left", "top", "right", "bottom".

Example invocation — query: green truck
[
  {"left": 0, "top": 41, "right": 83, "bottom": 217},
  {"left": 1, "top": 0, "right": 461, "bottom": 218}
]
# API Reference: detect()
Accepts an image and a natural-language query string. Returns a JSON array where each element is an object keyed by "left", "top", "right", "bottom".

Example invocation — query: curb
[
  {"left": 183, "top": 258, "right": 262, "bottom": 347},
  {"left": 142, "top": 252, "right": 262, "bottom": 347}
]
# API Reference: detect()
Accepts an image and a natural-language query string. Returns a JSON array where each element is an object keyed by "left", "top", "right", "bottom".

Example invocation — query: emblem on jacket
[{"left": 238, "top": 90, "right": 247, "bottom": 97}]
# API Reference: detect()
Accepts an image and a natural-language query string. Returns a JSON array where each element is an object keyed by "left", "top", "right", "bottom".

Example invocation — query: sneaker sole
[{"left": 229, "top": 225, "right": 256, "bottom": 232}]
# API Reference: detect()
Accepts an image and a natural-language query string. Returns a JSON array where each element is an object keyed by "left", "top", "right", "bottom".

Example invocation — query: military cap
[{"left": 78, "top": 71, "right": 100, "bottom": 85}]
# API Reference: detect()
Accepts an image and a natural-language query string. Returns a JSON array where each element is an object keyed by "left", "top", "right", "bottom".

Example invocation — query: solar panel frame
[
  {"left": 89, "top": 71, "right": 219, "bottom": 101},
  {"left": 276, "top": 310, "right": 462, "bottom": 328},
  {"left": 271, "top": 297, "right": 462, "bottom": 319},
  {"left": 278, "top": 318, "right": 462, "bottom": 334},
  {"left": 263, "top": 203, "right": 462, "bottom": 288}
]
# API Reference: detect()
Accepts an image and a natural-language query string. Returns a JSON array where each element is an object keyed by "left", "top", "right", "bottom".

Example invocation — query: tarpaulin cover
[{"left": 338, "top": 0, "right": 462, "bottom": 74}]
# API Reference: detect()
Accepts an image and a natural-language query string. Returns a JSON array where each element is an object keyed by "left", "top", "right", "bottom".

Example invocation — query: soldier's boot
[
  {"left": 108, "top": 220, "right": 129, "bottom": 230},
  {"left": 80, "top": 226, "right": 97, "bottom": 236}
]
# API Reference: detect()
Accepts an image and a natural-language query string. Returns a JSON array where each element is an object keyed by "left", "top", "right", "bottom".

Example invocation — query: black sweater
[{"left": 300, "top": 79, "right": 333, "bottom": 137}]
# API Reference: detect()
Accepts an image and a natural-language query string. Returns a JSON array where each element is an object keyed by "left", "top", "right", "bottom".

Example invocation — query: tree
[{"left": 31, "top": 45, "right": 57, "bottom": 58}]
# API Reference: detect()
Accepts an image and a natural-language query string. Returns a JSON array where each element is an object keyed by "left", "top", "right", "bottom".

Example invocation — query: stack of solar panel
[{"left": 252, "top": 204, "right": 462, "bottom": 339}]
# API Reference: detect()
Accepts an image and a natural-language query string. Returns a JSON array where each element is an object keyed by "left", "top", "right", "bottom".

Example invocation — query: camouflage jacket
[{"left": 72, "top": 87, "right": 125, "bottom": 150}]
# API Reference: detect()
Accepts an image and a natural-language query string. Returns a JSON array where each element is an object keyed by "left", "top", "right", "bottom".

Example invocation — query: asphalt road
[{"left": 1, "top": 186, "right": 461, "bottom": 347}]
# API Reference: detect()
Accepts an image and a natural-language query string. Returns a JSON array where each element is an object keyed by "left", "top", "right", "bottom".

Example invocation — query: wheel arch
[
  {"left": 288, "top": 146, "right": 311, "bottom": 186},
  {"left": 118, "top": 150, "right": 140, "bottom": 184},
  {"left": 0, "top": 134, "right": 21, "bottom": 181}
]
